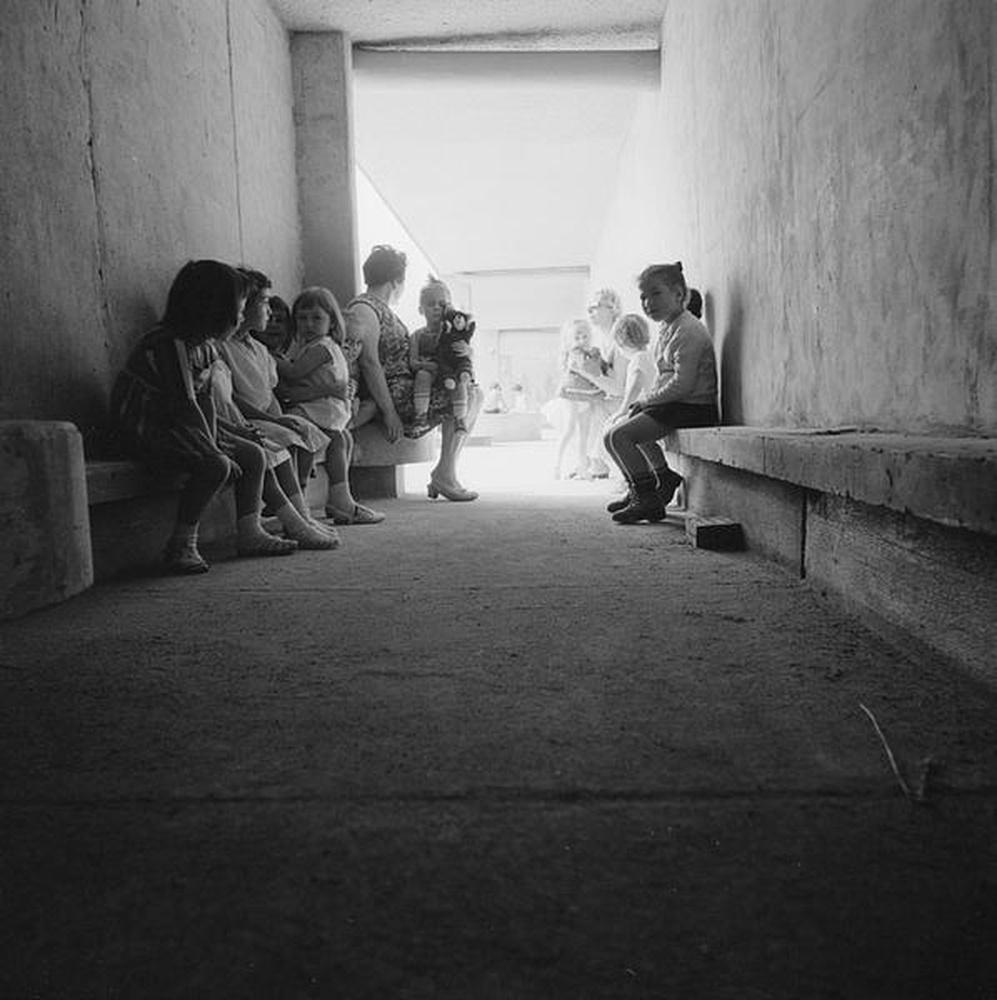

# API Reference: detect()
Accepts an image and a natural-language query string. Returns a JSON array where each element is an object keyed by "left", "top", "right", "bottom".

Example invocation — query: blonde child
[
  {"left": 409, "top": 276, "right": 475, "bottom": 436},
  {"left": 553, "top": 317, "right": 604, "bottom": 479},
  {"left": 111, "top": 259, "right": 297, "bottom": 573},
  {"left": 277, "top": 287, "right": 384, "bottom": 525},
  {"left": 602, "top": 313, "right": 657, "bottom": 512}
]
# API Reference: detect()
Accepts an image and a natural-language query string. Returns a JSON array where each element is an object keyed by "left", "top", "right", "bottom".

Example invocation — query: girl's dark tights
[{"left": 177, "top": 439, "right": 267, "bottom": 523}]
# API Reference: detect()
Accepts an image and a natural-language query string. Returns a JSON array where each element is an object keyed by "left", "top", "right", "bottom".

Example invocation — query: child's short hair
[
  {"left": 686, "top": 287, "right": 703, "bottom": 319},
  {"left": 419, "top": 274, "right": 451, "bottom": 310},
  {"left": 163, "top": 259, "right": 247, "bottom": 342},
  {"left": 237, "top": 266, "right": 272, "bottom": 307},
  {"left": 587, "top": 288, "right": 622, "bottom": 320},
  {"left": 291, "top": 286, "right": 347, "bottom": 345},
  {"left": 637, "top": 261, "right": 687, "bottom": 298},
  {"left": 362, "top": 245, "right": 407, "bottom": 286},
  {"left": 613, "top": 313, "right": 650, "bottom": 351}
]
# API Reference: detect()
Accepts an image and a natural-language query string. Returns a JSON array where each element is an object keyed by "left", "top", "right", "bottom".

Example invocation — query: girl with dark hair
[
  {"left": 111, "top": 260, "right": 298, "bottom": 573},
  {"left": 603, "top": 262, "right": 719, "bottom": 524}
]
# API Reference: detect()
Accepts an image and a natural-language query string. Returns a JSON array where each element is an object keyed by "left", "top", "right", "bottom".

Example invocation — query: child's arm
[
  {"left": 276, "top": 341, "right": 350, "bottom": 401},
  {"left": 276, "top": 340, "right": 333, "bottom": 381},
  {"left": 609, "top": 357, "right": 646, "bottom": 422}
]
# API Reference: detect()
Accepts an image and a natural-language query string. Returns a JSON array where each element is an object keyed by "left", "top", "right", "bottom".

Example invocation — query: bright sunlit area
[{"left": 353, "top": 48, "right": 661, "bottom": 497}]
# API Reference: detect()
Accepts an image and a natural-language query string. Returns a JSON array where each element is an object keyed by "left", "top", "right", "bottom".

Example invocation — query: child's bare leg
[
  {"left": 264, "top": 462, "right": 339, "bottom": 549},
  {"left": 167, "top": 452, "right": 230, "bottom": 573},
  {"left": 294, "top": 447, "right": 315, "bottom": 491},
  {"left": 451, "top": 372, "right": 471, "bottom": 431},
  {"left": 574, "top": 403, "right": 593, "bottom": 477},
  {"left": 555, "top": 404, "right": 580, "bottom": 478},
  {"left": 324, "top": 430, "right": 384, "bottom": 524},
  {"left": 412, "top": 370, "right": 433, "bottom": 427},
  {"left": 229, "top": 439, "right": 297, "bottom": 557}
]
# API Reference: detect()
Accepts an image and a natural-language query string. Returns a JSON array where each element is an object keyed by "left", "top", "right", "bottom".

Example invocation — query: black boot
[
  {"left": 655, "top": 467, "right": 683, "bottom": 507},
  {"left": 606, "top": 489, "right": 632, "bottom": 513},
  {"left": 611, "top": 475, "right": 666, "bottom": 524}
]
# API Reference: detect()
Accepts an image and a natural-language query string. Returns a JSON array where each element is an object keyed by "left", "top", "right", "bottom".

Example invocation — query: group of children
[
  {"left": 112, "top": 260, "right": 380, "bottom": 574},
  {"left": 112, "top": 258, "right": 482, "bottom": 575},
  {"left": 554, "top": 263, "right": 719, "bottom": 524}
]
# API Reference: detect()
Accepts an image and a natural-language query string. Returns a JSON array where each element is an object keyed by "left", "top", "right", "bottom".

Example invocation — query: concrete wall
[
  {"left": 592, "top": 0, "right": 995, "bottom": 435},
  {"left": 0, "top": 0, "right": 301, "bottom": 430},
  {"left": 293, "top": 32, "right": 360, "bottom": 310}
]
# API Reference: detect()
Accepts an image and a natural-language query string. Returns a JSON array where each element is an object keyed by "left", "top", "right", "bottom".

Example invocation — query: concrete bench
[
  {"left": 1, "top": 421, "right": 93, "bottom": 619},
  {"left": 663, "top": 425, "right": 997, "bottom": 685},
  {"left": 305, "top": 421, "right": 436, "bottom": 508},
  {"left": 665, "top": 426, "right": 997, "bottom": 536},
  {"left": 471, "top": 410, "right": 544, "bottom": 444}
]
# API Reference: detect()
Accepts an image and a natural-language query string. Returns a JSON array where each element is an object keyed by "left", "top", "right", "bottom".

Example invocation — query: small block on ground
[{"left": 685, "top": 515, "right": 745, "bottom": 550}]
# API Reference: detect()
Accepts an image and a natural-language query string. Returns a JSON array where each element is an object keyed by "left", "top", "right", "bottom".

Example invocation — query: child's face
[
  {"left": 573, "top": 325, "right": 591, "bottom": 349},
  {"left": 587, "top": 301, "right": 614, "bottom": 330},
  {"left": 296, "top": 305, "right": 331, "bottom": 341},
  {"left": 243, "top": 292, "right": 271, "bottom": 335},
  {"left": 421, "top": 287, "right": 450, "bottom": 327},
  {"left": 640, "top": 279, "right": 685, "bottom": 323}
]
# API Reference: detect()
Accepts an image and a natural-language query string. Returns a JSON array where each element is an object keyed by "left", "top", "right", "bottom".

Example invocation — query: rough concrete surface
[{"left": 2, "top": 442, "right": 996, "bottom": 998}]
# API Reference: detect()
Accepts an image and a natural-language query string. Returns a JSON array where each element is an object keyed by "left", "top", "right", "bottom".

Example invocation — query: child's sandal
[{"left": 237, "top": 534, "right": 298, "bottom": 558}]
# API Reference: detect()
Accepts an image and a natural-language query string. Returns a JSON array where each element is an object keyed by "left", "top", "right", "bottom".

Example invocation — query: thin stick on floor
[{"left": 859, "top": 702, "right": 913, "bottom": 801}]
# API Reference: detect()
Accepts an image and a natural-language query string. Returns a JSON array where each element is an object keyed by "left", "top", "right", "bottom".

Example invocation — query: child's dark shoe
[
  {"left": 611, "top": 494, "right": 667, "bottom": 524},
  {"left": 655, "top": 470, "right": 684, "bottom": 506},
  {"left": 606, "top": 491, "right": 633, "bottom": 513}
]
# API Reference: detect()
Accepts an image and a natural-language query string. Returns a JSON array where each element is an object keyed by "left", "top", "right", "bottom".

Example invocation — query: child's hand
[
  {"left": 628, "top": 401, "right": 644, "bottom": 417},
  {"left": 225, "top": 457, "right": 243, "bottom": 483}
]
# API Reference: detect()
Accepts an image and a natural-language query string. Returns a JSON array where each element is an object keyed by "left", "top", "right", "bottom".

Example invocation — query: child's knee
[{"left": 233, "top": 439, "right": 267, "bottom": 478}]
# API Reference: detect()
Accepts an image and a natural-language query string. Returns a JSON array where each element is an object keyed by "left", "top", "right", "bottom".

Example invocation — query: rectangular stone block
[
  {"left": 1, "top": 421, "right": 93, "bottom": 618},
  {"left": 685, "top": 515, "right": 745, "bottom": 550}
]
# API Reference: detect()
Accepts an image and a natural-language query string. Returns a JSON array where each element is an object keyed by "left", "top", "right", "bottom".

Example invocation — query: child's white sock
[{"left": 171, "top": 522, "right": 198, "bottom": 548}]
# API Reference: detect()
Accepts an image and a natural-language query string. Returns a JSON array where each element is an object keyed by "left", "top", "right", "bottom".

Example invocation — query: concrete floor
[{"left": 2, "top": 439, "right": 996, "bottom": 999}]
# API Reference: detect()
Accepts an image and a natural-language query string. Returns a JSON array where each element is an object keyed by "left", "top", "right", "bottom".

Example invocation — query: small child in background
[
  {"left": 553, "top": 317, "right": 604, "bottom": 479},
  {"left": 409, "top": 276, "right": 476, "bottom": 436},
  {"left": 605, "top": 313, "right": 656, "bottom": 426},
  {"left": 259, "top": 294, "right": 294, "bottom": 356},
  {"left": 482, "top": 381, "right": 508, "bottom": 414},
  {"left": 278, "top": 287, "right": 384, "bottom": 525}
]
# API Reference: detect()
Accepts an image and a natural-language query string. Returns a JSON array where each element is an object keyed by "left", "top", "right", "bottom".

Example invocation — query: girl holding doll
[{"left": 553, "top": 317, "right": 604, "bottom": 480}]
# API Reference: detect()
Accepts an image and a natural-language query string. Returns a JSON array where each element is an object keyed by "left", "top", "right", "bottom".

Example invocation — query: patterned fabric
[
  {"left": 110, "top": 325, "right": 224, "bottom": 467},
  {"left": 347, "top": 294, "right": 453, "bottom": 432},
  {"left": 211, "top": 359, "right": 289, "bottom": 469}
]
